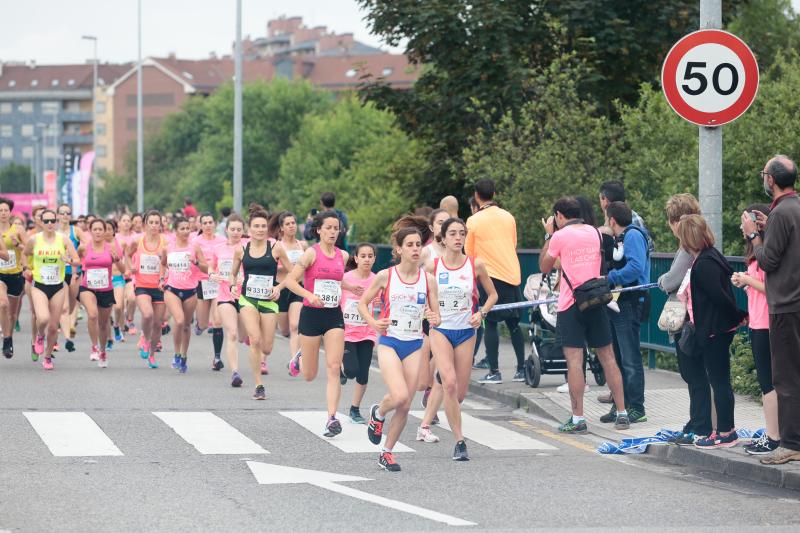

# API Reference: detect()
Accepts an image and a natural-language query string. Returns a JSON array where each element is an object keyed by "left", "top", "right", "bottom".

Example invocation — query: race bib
[
  {"left": 167, "top": 252, "right": 191, "bottom": 273},
  {"left": 343, "top": 298, "right": 366, "bottom": 326},
  {"left": 314, "top": 279, "right": 341, "bottom": 308},
  {"left": 0, "top": 250, "right": 16, "bottom": 270},
  {"left": 287, "top": 249, "right": 303, "bottom": 265},
  {"left": 40, "top": 264, "right": 61, "bottom": 285},
  {"left": 86, "top": 268, "right": 109, "bottom": 289},
  {"left": 218, "top": 259, "right": 233, "bottom": 279},
  {"left": 202, "top": 281, "right": 219, "bottom": 299},
  {"left": 139, "top": 254, "right": 160, "bottom": 275},
  {"left": 439, "top": 285, "right": 470, "bottom": 313},
  {"left": 389, "top": 303, "right": 423, "bottom": 336},
  {"left": 245, "top": 274, "right": 273, "bottom": 299}
]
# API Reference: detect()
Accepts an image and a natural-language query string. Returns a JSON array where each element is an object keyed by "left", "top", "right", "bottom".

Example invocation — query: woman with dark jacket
[{"left": 677, "top": 215, "right": 747, "bottom": 449}]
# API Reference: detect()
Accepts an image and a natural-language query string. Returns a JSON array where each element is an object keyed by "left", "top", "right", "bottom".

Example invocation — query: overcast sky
[
  {"left": 0, "top": 0, "right": 400, "bottom": 65},
  {"left": 1, "top": 1, "right": 799, "bottom": 66}
]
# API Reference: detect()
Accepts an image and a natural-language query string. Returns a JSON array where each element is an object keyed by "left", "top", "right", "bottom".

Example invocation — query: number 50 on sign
[{"left": 662, "top": 29, "right": 759, "bottom": 127}]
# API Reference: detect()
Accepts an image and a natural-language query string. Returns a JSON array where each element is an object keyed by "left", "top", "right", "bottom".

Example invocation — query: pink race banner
[
  {"left": 2, "top": 193, "right": 48, "bottom": 217},
  {"left": 43, "top": 170, "right": 57, "bottom": 208},
  {"left": 72, "top": 151, "right": 95, "bottom": 216}
]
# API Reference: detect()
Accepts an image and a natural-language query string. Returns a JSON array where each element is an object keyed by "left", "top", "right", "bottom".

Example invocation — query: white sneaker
[
  {"left": 416, "top": 425, "right": 440, "bottom": 443},
  {"left": 98, "top": 353, "right": 108, "bottom": 368},
  {"left": 89, "top": 346, "right": 100, "bottom": 361},
  {"left": 556, "top": 382, "right": 590, "bottom": 393}
]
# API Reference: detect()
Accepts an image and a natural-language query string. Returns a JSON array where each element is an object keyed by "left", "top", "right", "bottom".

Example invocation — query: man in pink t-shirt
[{"left": 539, "top": 196, "right": 627, "bottom": 435}]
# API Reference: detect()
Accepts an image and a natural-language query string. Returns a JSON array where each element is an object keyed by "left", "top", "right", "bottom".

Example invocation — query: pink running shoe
[
  {"left": 90, "top": 345, "right": 100, "bottom": 361},
  {"left": 287, "top": 350, "right": 301, "bottom": 377},
  {"left": 42, "top": 357, "right": 54, "bottom": 370},
  {"left": 34, "top": 334, "right": 45, "bottom": 356},
  {"left": 98, "top": 352, "right": 108, "bottom": 368},
  {"left": 147, "top": 353, "right": 158, "bottom": 369}
]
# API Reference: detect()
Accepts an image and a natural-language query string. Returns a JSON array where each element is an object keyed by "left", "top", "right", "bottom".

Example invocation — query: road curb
[{"left": 467, "top": 378, "right": 800, "bottom": 492}]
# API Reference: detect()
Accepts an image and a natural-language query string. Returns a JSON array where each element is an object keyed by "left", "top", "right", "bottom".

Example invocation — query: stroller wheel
[
  {"left": 524, "top": 354, "right": 541, "bottom": 388},
  {"left": 585, "top": 348, "right": 606, "bottom": 386},
  {"left": 593, "top": 367, "right": 606, "bottom": 386}
]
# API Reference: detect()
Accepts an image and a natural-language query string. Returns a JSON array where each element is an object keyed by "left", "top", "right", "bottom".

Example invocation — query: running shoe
[
  {"left": 33, "top": 334, "right": 45, "bottom": 356},
  {"left": 667, "top": 432, "right": 698, "bottom": 446},
  {"left": 137, "top": 334, "right": 145, "bottom": 350},
  {"left": 147, "top": 354, "right": 158, "bottom": 369},
  {"left": 599, "top": 406, "right": 617, "bottom": 424},
  {"left": 31, "top": 346, "right": 38, "bottom": 362},
  {"left": 172, "top": 354, "right": 181, "bottom": 369},
  {"left": 14, "top": 320, "right": 20, "bottom": 332},
  {"left": 744, "top": 434, "right": 781, "bottom": 456},
  {"left": 695, "top": 431, "right": 739, "bottom": 449},
  {"left": 42, "top": 357, "right": 54, "bottom": 371},
  {"left": 559, "top": 417, "right": 588, "bottom": 435},
  {"left": 472, "top": 357, "right": 490, "bottom": 370},
  {"left": 127, "top": 324, "right": 137, "bottom": 336},
  {"left": 2, "top": 337, "right": 13, "bottom": 359},
  {"left": 324, "top": 417, "right": 343, "bottom": 438},
  {"left": 155, "top": 341, "right": 163, "bottom": 352},
  {"left": 161, "top": 323, "right": 170, "bottom": 335},
  {"left": 179, "top": 357, "right": 188, "bottom": 374},
  {"left": 260, "top": 361, "right": 268, "bottom": 375},
  {"left": 614, "top": 414, "right": 631, "bottom": 430},
  {"left": 431, "top": 414, "right": 440, "bottom": 426},
  {"left": 139, "top": 341, "right": 150, "bottom": 360},
  {"left": 452, "top": 440, "right": 469, "bottom": 461},
  {"left": 90, "top": 345, "right": 100, "bottom": 361},
  {"left": 65, "top": 339, "right": 75, "bottom": 352},
  {"left": 194, "top": 323, "right": 203, "bottom": 336},
  {"left": 379, "top": 452, "right": 401, "bottom": 472},
  {"left": 627, "top": 408, "right": 648, "bottom": 424},
  {"left": 114, "top": 328, "right": 123, "bottom": 342},
  {"left": 478, "top": 371, "right": 502, "bottom": 384},
  {"left": 287, "top": 350, "right": 301, "bottom": 377},
  {"left": 557, "top": 382, "right": 590, "bottom": 393},
  {"left": 231, "top": 372, "right": 243, "bottom": 387},
  {"left": 98, "top": 352, "right": 108, "bottom": 368},
  {"left": 421, "top": 387, "right": 431, "bottom": 408},
  {"left": 416, "top": 425, "right": 440, "bottom": 443},
  {"left": 53, "top": 342, "right": 59, "bottom": 352},
  {"left": 252, "top": 384, "right": 266, "bottom": 400},
  {"left": 512, "top": 369, "right": 525, "bottom": 382},
  {"left": 349, "top": 406, "right": 365, "bottom": 424},
  {"left": 212, "top": 357, "right": 224, "bottom": 371},
  {"left": 106, "top": 339, "right": 114, "bottom": 351},
  {"left": 367, "top": 404, "right": 384, "bottom": 445}
]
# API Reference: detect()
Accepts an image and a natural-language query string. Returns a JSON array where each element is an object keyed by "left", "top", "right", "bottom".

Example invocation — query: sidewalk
[{"left": 467, "top": 338, "right": 800, "bottom": 491}]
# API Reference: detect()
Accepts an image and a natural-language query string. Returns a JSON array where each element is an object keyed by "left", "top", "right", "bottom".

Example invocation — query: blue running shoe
[
  {"left": 172, "top": 354, "right": 181, "bottom": 369},
  {"left": 179, "top": 357, "right": 188, "bottom": 374}
]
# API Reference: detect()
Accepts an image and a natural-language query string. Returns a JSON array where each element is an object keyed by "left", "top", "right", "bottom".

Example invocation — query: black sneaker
[
  {"left": 431, "top": 414, "right": 440, "bottom": 426},
  {"left": 614, "top": 414, "right": 630, "bottom": 430},
  {"left": 324, "top": 417, "right": 343, "bottom": 437},
  {"left": 2, "top": 337, "right": 13, "bottom": 359},
  {"left": 599, "top": 406, "right": 617, "bottom": 423},
  {"left": 252, "top": 384, "right": 266, "bottom": 400},
  {"left": 478, "top": 372, "right": 502, "bottom": 384},
  {"left": 367, "top": 404, "right": 384, "bottom": 445},
  {"left": 212, "top": 357, "right": 224, "bottom": 371},
  {"left": 231, "top": 372, "right": 243, "bottom": 387},
  {"left": 744, "top": 434, "right": 780, "bottom": 455},
  {"left": 472, "top": 357, "right": 490, "bottom": 370},
  {"left": 668, "top": 432, "right": 698, "bottom": 446},
  {"left": 452, "top": 440, "right": 469, "bottom": 461},
  {"left": 65, "top": 339, "right": 75, "bottom": 353},
  {"left": 512, "top": 369, "right": 525, "bottom": 382},
  {"left": 349, "top": 406, "right": 365, "bottom": 424},
  {"left": 628, "top": 408, "right": 648, "bottom": 424},
  {"left": 379, "top": 451, "right": 401, "bottom": 472}
]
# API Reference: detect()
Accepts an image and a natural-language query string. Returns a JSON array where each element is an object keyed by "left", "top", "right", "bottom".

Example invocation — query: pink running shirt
[
  {"left": 547, "top": 224, "right": 603, "bottom": 312},
  {"left": 746, "top": 261, "right": 769, "bottom": 330},
  {"left": 341, "top": 270, "right": 378, "bottom": 343}
]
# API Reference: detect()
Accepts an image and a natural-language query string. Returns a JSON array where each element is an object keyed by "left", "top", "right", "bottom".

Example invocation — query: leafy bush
[{"left": 730, "top": 332, "right": 763, "bottom": 401}]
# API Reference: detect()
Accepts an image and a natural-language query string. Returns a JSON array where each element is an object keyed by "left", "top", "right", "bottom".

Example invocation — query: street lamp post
[
  {"left": 136, "top": 0, "right": 144, "bottom": 212},
  {"left": 82, "top": 34, "right": 98, "bottom": 211},
  {"left": 233, "top": 0, "right": 243, "bottom": 213}
]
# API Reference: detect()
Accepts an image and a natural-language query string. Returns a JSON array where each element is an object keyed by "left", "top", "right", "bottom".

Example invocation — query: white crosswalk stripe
[
  {"left": 409, "top": 411, "right": 558, "bottom": 450},
  {"left": 23, "top": 412, "right": 124, "bottom": 457},
  {"left": 279, "top": 411, "right": 415, "bottom": 453},
  {"left": 153, "top": 411, "right": 269, "bottom": 455}
]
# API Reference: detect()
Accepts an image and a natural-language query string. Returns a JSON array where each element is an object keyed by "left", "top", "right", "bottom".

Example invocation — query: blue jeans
[{"left": 609, "top": 297, "right": 645, "bottom": 412}]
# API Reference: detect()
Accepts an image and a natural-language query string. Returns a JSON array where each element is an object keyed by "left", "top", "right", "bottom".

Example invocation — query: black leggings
[
  {"left": 485, "top": 318, "right": 526, "bottom": 373},
  {"left": 750, "top": 328, "right": 774, "bottom": 394},
  {"left": 343, "top": 340, "right": 374, "bottom": 385},
  {"left": 701, "top": 331, "right": 736, "bottom": 433}
]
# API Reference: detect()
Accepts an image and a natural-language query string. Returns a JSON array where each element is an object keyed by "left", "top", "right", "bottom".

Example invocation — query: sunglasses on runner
[{"left": 42, "top": 218, "right": 56, "bottom": 224}]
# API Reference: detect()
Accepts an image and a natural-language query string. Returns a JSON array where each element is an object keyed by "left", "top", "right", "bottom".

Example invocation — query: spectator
[
  {"left": 678, "top": 215, "right": 746, "bottom": 449},
  {"left": 303, "top": 192, "right": 348, "bottom": 249},
  {"left": 602, "top": 201, "right": 650, "bottom": 424},
  {"left": 743, "top": 155, "right": 800, "bottom": 465},
  {"left": 599, "top": 180, "right": 654, "bottom": 252},
  {"left": 466, "top": 178, "right": 525, "bottom": 383},
  {"left": 216, "top": 206, "right": 231, "bottom": 237},
  {"left": 540, "top": 196, "right": 629, "bottom": 433},
  {"left": 658, "top": 194, "right": 709, "bottom": 445},
  {"left": 439, "top": 195, "right": 459, "bottom": 218},
  {"left": 468, "top": 197, "right": 479, "bottom": 216},
  {"left": 183, "top": 197, "right": 198, "bottom": 218}
]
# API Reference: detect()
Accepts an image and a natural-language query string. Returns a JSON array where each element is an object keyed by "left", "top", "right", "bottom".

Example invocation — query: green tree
[
  {"left": 728, "top": 0, "right": 800, "bottom": 71},
  {"left": 0, "top": 163, "right": 32, "bottom": 194}
]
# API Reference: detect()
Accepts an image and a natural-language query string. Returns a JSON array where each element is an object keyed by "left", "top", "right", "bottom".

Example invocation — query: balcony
[
  {"left": 61, "top": 133, "right": 93, "bottom": 145},
  {"left": 60, "top": 112, "right": 93, "bottom": 122}
]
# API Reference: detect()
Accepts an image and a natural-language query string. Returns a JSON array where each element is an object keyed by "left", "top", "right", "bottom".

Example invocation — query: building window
[
  {"left": 96, "top": 145, "right": 107, "bottom": 157},
  {"left": 67, "top": 79, "right": 76, "bottom": 86},
  {"left": 0, "top": 103, "right": 11, "bottom": 114},
  {"left": 21, "top": 146, "right": 34, "bottom": 158},
  {"left": 31, "top": 80, "right": 39, "bottom": 87},
  {"left": 1, "top": 147, "right": 13, "bottom": 159},
  {"left": 96, "top": 101, "right": 106, "bottom": 113},
  {"left": 42, "top": 101, "right": 59, "bottom": 114},
  {"left": 51, "top": 79, "right": 60, "bottom": 87},
  {"left": 7, "top": 80, "right": 15, "bottom": 88},
  {"left": 21, "top": 124, "right": 34, "bottom": 137},
  {"left": 381, "top": 67, "right": 394, "bottom": 76},
  {"left": 64, "top": 101, "right": 81, "bottom": 113},
  {"left": 96, "top": 123, "right": 107, "bottom": 135},
  {"left": 19, "top": 102, "right": 33, "bottom": 113},
  {"left": 0, "top": 125, "right": 11, "bottom": 138}
]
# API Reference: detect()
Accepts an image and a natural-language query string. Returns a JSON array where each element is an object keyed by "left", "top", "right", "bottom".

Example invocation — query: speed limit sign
[{"left": 662, "top": 29, "right": 758, "bottom": 126}]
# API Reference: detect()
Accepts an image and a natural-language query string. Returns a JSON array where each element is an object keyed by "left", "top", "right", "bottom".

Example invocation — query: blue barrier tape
[{"left": 489, "top": 282, "right": 660, "bottom": 313}]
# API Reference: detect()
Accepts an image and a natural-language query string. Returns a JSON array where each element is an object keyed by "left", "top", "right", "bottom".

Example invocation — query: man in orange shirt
[{"left": 466, "top": 179, "right": 525, "bottom": 383}]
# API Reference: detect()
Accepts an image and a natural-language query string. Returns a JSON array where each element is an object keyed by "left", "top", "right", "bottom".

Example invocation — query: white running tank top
[
  {"left": 435, "top": 256, "right": 477, "bottom": 330},
  {"left": 381, "top": 266, "right": 428, "bottom": 341}
]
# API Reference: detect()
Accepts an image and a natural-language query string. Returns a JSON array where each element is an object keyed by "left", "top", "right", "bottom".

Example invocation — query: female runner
[
  {"left": 284, "top": 211, "right": 349, "bottom": 437},
  {"left": 0, "top": 197, "right": 27, "bottom": 358},
  {"left": 212, "top": 214, "right": 245, "bottom": 385},
  {"left": 162, "top": 216, "right": 207, "bottom": 373},
  {"left": 192, "top": 214, "right": 225, "bottom": 345},
  {"left": 57, "top": 203, "right": 84, "bottom": 353},
  {"left": 22, "top": 209, "right": 80, "bottom": 370},
  {"left": 116, "top": 213, "right": 139, "bottom": 335},
  {"left": 127, "top": 210, "right": 167, "bottom": 368},
  {"left": 271, "top": 211, "right": 307, "bottom": 365},
  {"left": 229, "top": 209, "right": 291, "bottom": 399},
  {"left": 78, "top": 219, "right": 127, "bottom": 367},
  {"left": 418, "top": 218, "right": 497, "bottom": 460},
  {"left": 359, "top": 226, "right": 439, "bottom": 472}
]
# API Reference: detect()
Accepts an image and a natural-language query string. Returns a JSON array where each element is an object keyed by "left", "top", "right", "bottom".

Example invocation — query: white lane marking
[
  {"left": 153, "top": 412, "right": 268, "bottom": 455},
  {"left": 23, "top": 412, "right": 123, "bottom": 457},
  {"left": 247, "top": 462, "right": 476, "bottom": 526},
  {"left": 409, "top": 411, "right": 557, "bottom": 450},
  {"left": 460, "top": 399, "right": 492, "bottom": 411},
  {"left": 279, "top": 411, "right": 414, "bottom": 453}
]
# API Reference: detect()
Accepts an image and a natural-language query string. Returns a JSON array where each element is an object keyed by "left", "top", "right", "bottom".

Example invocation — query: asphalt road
[{"left": 1, "top": 304, "right": 800, "bottom": 532}]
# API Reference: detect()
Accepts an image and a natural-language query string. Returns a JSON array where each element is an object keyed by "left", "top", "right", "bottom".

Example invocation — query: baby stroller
[{"left": 522, "top": 272, "right": 606, "bottom": 388}]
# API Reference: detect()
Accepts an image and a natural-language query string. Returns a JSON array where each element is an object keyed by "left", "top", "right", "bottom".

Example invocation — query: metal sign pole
[{"left": 699, "top": 0, "right": 723, "bottom": 250}]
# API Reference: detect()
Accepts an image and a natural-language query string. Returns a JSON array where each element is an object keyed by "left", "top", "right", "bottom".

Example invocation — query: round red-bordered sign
[{"left": 662, "top": 29, "right": 758, "bottom": 126}]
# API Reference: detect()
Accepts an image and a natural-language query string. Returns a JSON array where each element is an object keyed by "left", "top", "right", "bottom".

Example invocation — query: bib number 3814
[{"left": 313, "top": 279, "right": 341, "bottom": 308}]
